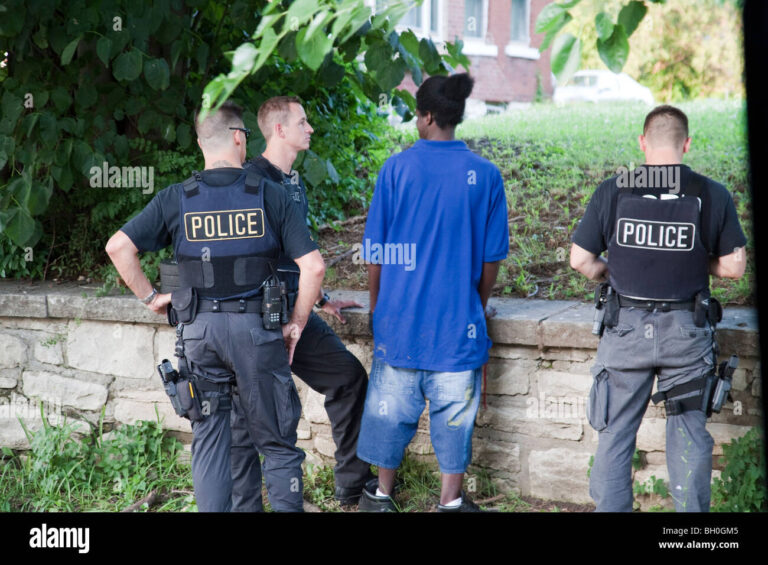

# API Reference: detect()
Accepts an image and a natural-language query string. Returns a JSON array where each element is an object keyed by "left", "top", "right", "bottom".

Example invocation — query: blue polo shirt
[{"left": 363, "top": 139, "right": 509, "bottom": 372}]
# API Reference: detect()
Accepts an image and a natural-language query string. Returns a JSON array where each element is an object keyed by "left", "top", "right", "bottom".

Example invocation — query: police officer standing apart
[
  {"left": 105, "top": 101, "right": 325, "bottom": 512},
  {"left": 570, "top": 105, "right": 746, "bottom": 512},
  {"left": 229, "top": 96, "right": 371, "bottom": 508}
]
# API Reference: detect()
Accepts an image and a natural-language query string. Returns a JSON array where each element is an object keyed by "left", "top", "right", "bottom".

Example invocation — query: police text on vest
[
  {"left": 29, "top": 524, "right": 90, "bottom": 554},
  {"left": 616, "top": 218, "right": 695, "bottom": 251},
  {"left": 184, "top": 209, "right": 265, "bottom": 241}
]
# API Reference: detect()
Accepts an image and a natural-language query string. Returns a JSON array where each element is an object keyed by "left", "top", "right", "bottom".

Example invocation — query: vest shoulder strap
[
  {"left": 683, "top": 171, "right": 706, "bottom": 197},
  {"left": 685, "top": 171, "right": 711, "bottom": 251},
  {"left": 181, "top": 171, "right": 202, "bottom": 197},
  {"left": 244, "top": 169, "right": 263, "bottom": 194}
]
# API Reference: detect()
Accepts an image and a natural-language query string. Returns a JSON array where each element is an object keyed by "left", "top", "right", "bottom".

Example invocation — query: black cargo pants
[{"left": 182, "top": 311, "right": 305, "bottom": 512}]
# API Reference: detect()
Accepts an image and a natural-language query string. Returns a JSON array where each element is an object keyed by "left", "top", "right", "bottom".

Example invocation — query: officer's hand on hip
[
  {"left": 282, "top": 323, "right": 301, "bottom": 365},
  {"left": 148, "top": 293, "right": 172, "bottom": 315},
  {"left": 322, "top": 300, "right": 364, "bottom": 324}
]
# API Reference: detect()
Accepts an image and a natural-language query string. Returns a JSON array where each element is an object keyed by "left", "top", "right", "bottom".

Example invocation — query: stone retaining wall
[{"left": 0, "top": 281, "right": 761, "bottom": 505}]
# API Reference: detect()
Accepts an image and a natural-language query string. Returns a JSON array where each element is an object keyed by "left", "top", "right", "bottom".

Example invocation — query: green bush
[{"left": 711, "top": 427, "right": 767, "bottom": 512}]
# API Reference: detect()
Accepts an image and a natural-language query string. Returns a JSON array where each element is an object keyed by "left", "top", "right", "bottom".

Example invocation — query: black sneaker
[
  {"left": 437, "top": 491, "right": 483, "bottom": 512},
  {"left": 334, "top": 470, "right": 377, "bottom": 506},
  {"left": 357, "top": 478, "right": 398, "bottom": 512}
]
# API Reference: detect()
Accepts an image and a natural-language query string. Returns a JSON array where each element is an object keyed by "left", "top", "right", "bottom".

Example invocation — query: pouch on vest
[{"left": 171, "top": 287, "right": 198, "bottom": 324}]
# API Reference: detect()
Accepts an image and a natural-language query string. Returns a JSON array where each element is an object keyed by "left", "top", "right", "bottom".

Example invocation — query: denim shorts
[{"left": 357, "top": 356, "right": 482, "bottom": 474}]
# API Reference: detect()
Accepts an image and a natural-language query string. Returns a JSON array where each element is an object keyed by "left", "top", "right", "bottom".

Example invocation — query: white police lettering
[
  {"left": 184, "top": 208, "right": 265, "bottom": 241},
  {"left": 29, "top": 524, "right": 90, "bottom": 554},
  {"left": 616, "top": 218, "right": 695, "bottom": 251}
]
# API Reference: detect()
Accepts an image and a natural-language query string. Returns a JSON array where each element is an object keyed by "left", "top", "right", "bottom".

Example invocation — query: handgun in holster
[
  {"left": 592, "top": 283, "right": 616, "bottom": 337},
  {"left": 701, "top": 354, "right": 738, "bottom": 416},
  {"left": 157, "top": 353, "right": 204, "bottom": 422}
]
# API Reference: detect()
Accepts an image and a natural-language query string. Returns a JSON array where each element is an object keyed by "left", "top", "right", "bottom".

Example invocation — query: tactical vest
[
  {"left": 175, "top": 169, "right": 280, "bottom": 299},
  {"left": 607, "top": 171, "right": 710, "bottom": 301}
]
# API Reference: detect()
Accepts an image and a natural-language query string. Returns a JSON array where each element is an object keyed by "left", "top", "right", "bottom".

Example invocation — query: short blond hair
[{"left": 257, "top": 96, "right": 302, "bottom": 141}]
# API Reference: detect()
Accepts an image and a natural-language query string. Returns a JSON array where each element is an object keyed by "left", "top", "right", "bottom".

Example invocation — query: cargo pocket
[
  {"left": 250, "top": 325, "right": 283, "bottom": 346},
  {"left": 587, "top": 368, "right": 609, "bottom": 431},
  {"left": 273, "top": 372, "right": 301, "bottom": 438},
  {"left": 181, "top": 321, "right": 209, "bottom": 363}
]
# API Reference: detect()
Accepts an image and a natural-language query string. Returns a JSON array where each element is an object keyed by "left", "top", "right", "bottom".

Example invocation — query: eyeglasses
[{"left": 229, "top": 127, "right": 251, "bottom": 139}]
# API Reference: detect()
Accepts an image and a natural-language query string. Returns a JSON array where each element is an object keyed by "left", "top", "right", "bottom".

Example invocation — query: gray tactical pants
[
  {"left": 182, "top": 311, "right": 305, "bottom": 512},
  {"left": 587, "top": 307, "right": 716, "bottom": 512}
]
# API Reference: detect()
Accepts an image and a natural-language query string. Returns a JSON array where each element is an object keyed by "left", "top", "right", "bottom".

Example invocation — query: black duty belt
[
  {"left": 198, "top": 298, "right": 263, "bottom": 313},
  {"left": 618, "top": 295, "right": 695, "bottom": 312},
  {"left": 195, "top": 291, "right": 297, "bottom": 314}
]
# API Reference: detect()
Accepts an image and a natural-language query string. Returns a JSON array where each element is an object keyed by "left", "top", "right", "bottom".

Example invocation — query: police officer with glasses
[{"left": 106, "top": 101, "right": 325, "bottom": 512}]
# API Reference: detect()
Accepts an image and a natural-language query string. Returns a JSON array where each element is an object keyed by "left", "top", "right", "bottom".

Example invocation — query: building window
[
  {"left": 504, "top": 0, "right": 538, "bottom": 59},
  {"left": 374, "top": 0, "right": 442, "bottom": 39},
  {"left": 430, "top": 0, "right": 439, "bottom": 33},
  {"left": 510, "top": 0, "right": 529, "bottom": 43},
  {"left": 464, "top": 0, "right": 486, "bottom": 39}
]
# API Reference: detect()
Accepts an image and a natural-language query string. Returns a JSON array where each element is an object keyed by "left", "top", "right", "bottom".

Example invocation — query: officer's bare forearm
[
  {"left": 105, "top": 231, "right": 154, "bottom": 299},
  {"left": 570, "top": 243, "right": 608, "bottom": 281},
  {"left": 478, "top": 261, "right": 500, "bottom": 310},
  {"left": 291, "top": 250, "right": 326, "bottom": 330},
  {"left": 368, "top": 264, "right": 381, "bottom": 313}
]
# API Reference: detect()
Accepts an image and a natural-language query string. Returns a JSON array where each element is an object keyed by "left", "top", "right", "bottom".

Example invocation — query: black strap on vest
[
  {"left": 182, "top": 171, "right": 202, "bottom": 197},
  {"left": 244, "top": 169, "right": 263, "bottom": 194},
  {"left": 181, "top": 170, "right": 262, "bottom": 196}
]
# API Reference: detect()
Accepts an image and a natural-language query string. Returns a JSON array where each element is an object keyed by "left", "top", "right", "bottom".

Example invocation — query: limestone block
[
  {"left": 304, "top": 387, "right": 329, "bottom": 425},
  {"left": 473, "top": 439, "right": 521, "bottom": 473},
  {"left": 528, "top": 448, "right": 592, "bottom": 503},
  {"left": 485, "top": 358, "right": 531, "bottom": 396},
  {"left": 637, "top": 418, "right": 667, "bottom": 452},
  {"left": 22, "top": 370, "right": 108, "bottom": 411},
  {"left": 0, "top": 333, "right": 27, "bottom": 368},
  {"left": 112, "top": 394, "right": 191, "bottom": 433},
  {"left": 34, "top": 335, "right": 64, "bottom": 365},
  {"left": 477, "top": 398, "right": 583, "bottom": 440},
  {"left": 67, "top": 321, "right": 155, "bottom": 379}
]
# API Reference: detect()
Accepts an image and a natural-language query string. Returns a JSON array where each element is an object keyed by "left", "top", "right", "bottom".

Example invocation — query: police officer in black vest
[
  {"left": 105, "top": 101, "right": 326, "bottom": 512},
  {"left": 570, "top": 105, "right": 746, "bottom": 512}
]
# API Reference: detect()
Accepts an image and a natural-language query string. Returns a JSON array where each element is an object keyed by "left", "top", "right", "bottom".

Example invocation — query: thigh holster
[{"left": 651, "top": 375, "right": 710, "bottom": 416}]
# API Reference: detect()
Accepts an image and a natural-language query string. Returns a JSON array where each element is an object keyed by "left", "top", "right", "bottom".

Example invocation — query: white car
[{"left": 553, "top": 70, "right": 655, "bottom": 105}]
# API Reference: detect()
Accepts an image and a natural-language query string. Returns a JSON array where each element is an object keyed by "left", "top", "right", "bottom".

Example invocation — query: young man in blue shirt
[{"left": 357, "top": 74, "right": 509, "bottom": 512}]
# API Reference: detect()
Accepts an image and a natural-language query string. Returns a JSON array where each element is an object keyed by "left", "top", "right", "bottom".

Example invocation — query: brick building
[{"left": 370, "top": 0, "right": 555, "bottom": 104}]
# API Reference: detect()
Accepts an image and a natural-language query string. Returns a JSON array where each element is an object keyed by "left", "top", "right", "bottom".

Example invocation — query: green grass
[
  {"left": 384, "top": 99, "right": 753, "bottom": 305},
  {"left": 0, "top": 405, "right": 196, "bottom": 512}
]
